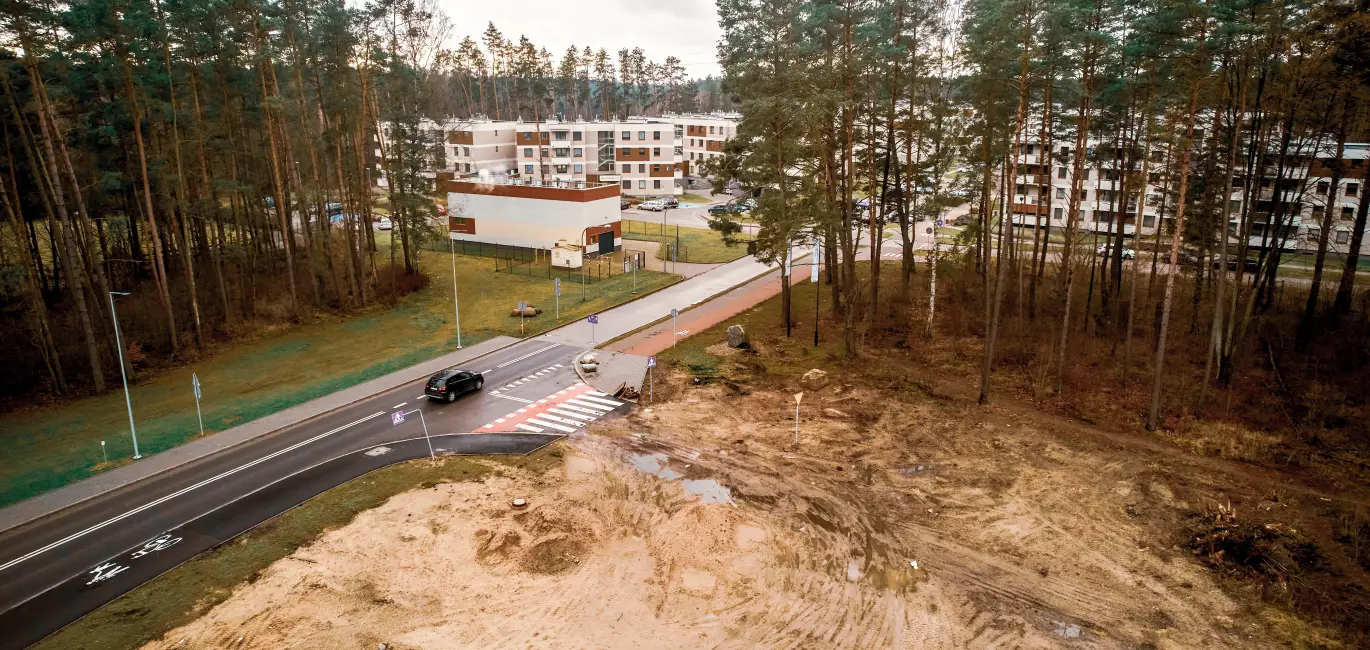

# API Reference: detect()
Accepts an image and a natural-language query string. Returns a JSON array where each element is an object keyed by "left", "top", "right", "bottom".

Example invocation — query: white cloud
[{"left": 437, "top": 0, "right": 723, "bottom": 77}]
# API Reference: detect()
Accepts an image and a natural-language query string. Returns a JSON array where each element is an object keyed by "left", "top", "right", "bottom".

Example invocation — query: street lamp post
[
  {"left": 109, "top": 291, "right": 142, "bottom": 459},
  {"left": 449, "top": 238, "right": 462, "bottom": 348}
]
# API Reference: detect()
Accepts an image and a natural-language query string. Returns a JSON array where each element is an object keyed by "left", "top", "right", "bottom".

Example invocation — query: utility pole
[{"left": 109, "top": 292, "right": 142, "bottom": 459}]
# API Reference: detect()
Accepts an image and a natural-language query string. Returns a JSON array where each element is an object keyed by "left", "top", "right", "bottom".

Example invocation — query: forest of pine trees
[
  {"left": 712, "top": 0, "right": 1369, "bottom": 430},
  {"left": 0, "top": 0, "right": 730, "bottom": 400}
]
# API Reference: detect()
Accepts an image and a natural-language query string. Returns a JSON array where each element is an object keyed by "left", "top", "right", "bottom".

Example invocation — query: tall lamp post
[
  {"left": 449, "top": 238, "right": 462, "bottom": 348},
  {"left": 109, "top": 291, "right": 142, "bottom": 459}
]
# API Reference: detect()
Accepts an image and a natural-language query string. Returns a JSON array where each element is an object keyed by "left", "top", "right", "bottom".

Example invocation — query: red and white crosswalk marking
[{"left": 480, "top": 383, "right": 624, "bottom": 434}]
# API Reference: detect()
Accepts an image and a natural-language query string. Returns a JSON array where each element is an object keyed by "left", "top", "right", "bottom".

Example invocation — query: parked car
[
  {"left": 661, "top": 196, "right": 679, "bottom": 208},
  {"left": 638, "top": 200, "right": 666, "bottom": 212},
  {"left": 620, "top": 199, "right": 633, "bottom": 210},
  {"left": 376, "top": 217, "right": 393, "bottom": 230},
  {"left": 1097, "top": 244, "right": 1136, "bottom": 260},
  {"left": 425, "top": 368, "right": 484, "bottom": 402}
]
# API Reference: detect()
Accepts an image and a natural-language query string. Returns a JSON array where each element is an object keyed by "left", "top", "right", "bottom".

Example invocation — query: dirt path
[{"left": 606, "top": 267, "right": 799, "bottom": 356}]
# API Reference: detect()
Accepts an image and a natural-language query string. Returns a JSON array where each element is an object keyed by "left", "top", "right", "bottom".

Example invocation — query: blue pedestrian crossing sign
[
  {"left": 192, "top": 373, "right": 201, "bottom": 400},
  {"left": 554, "top": 278, "right": 561, "bottom": 296},
  {"left": 391, "top": 411, "right": 405, "bottom": 426},
  {"left": 647, "top": 356, "right": 656, "bottom": 368},
  {"left": 587, "top": 314, "right": 598, "bottom": 324}
]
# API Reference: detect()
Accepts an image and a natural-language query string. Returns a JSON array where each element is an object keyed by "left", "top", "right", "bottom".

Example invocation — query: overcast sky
[{"left": 438, "top": 0, "right": 724, "bottom": 78}]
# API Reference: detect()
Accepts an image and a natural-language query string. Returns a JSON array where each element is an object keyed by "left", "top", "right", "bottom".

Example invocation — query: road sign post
[
  {"left": 587, "top": 314, "right": 598, "bottom": 343},
  {"left": 813, "top": 237, "right": 822, "bottom": 347},
  {"left": 518, "top": 301, "right": 526, "bottom": 335},
  {"left": 192, "top": 373, "right": 204, "bottom": 438},
  {"left": 109, "top": 291, "right": 141, "bottom": 459},
  {"left": 793, "top": 392, "right": 804, "bottom": 444},
  {"left": 671, "top": 308, "right": 679, "bottom": 348},
  {"left": 450, "top": 239, "right": 462, "bottom": 349},
  {"left": 647, "top": 355, "right": 656, "bottom": 403},
  {"left": 100, "top": 440, "right": 106, "bottom": 463},
  {"left": 554, "top": 278, "right": 561, "bottom": 320},
  {"left": 393, "top": 409, "right": 435, "bottom": 463}
]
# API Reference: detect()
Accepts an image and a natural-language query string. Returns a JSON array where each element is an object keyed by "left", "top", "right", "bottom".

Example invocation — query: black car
[
  {"left": 708, "top": 204, "right": 731, "bottom": 215},
  {"left": 425, "top": 368, "right": 484, "bottom": 402}
]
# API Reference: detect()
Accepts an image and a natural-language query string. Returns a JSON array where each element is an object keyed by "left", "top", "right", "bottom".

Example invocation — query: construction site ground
[{"left": 132, "top": 284, "right": 1364, "bottom": 649}]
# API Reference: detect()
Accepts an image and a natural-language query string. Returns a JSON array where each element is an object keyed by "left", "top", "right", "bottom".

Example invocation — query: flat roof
[{"left": 445, "top": 179, "right": 620, "bottom": 203}]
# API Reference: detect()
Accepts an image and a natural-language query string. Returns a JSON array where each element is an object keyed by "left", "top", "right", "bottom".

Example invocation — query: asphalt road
[{"left": 0, "top": 338, "right": 609, "bottom": 649}]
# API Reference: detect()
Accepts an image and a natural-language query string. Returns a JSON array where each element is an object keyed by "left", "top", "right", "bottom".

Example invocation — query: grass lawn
[
  {"left": 0, "top": 253, "right": 677, "bottom": 509},
  {"left": 622, "top": 219, "right": 751, "bottom": 264},
  {"left": 678, "top": 192, "right": 715, "bottom": 205},
  {"left": 32, "top": 449, "right": 557, "bottom": 650}
]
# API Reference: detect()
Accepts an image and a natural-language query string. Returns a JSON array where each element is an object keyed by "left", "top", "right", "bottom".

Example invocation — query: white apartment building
[
  {"left": 1004, "top": 133, "right": 1369, "bottom": 257},
  {"left": 669, "top": 112, "right": 741, "bottom": 177},
  {"left": 444, "top": 119, "right": 519, "bottom": 175},
  {"left": 375, "top": 113, "right": 741, "bottom": 198},
  {"left": 445, "top": 177, "right": 622, "bottom": 254}
]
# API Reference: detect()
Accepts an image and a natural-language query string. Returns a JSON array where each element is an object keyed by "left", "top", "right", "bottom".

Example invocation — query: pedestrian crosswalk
[
  {"left": 481, "top": 382, "right": 623, "bottom": 435},
  {"left": 488, "top": 364, "right": 566, "bottom": 399}
]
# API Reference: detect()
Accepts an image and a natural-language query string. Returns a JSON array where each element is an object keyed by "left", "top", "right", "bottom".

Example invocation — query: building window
[
  {"left": 494, "top": 145, "right": 500, "bottom": 152},
  {"left": 653, "top": 147, "right": 661, "bottom": 156},
  {"left": 638, "top": 164, "right": 645, "bottom": 173},
  {"left": 1080, "top": 190, "right": 1088, "bottom": 200},
  {"left": 554, "top": 148, "right": 570, "bottom": 157},
  {"left": 621, "top": 164, "right": 630, "bottom": 173},
  {"left": 523, "top": 148, "right": 533, "bottom": 158},
  {"left": 638, "top": 131, "right": 646, "bottom": 140},
  {"left": 622, "top": 180, "right": 631, "bottom": 189},
  {"left": 524, "top": 164, "right": 534, "bottom": 174},
  {"left": 1143, "top": 214, "right": 1156, "bottom": 228},
  {"left": 1082, "top": 169, "right": 1090, "bottom": 180},
  {"left": 573, "top": 131, "right": 583, "bottom": 141},
  {"left": 622, "top": 131, "right": 630, "bottom": 139},
  {"left": 638, "top": 147, "right": 646, "bottom": 156},
  {"left": 1317, "top": 181, "right": 1329, "bottom": 195},
  {"left": 1349, "top": 183, "right": 1360, "bottom": 197},
  {"left": 653, "top": 131, "right": 661, "bottom": 140},
  {"left": 1336, "top": 230, "right": 1350, "bottom": 244},
  {"left": 540, "top": 148, "right": 549, "bottom": 158},
  {"left": 1308, "top": 226, "right": 1321, "bottom": 240},
  {"left": 573, "top": 148, "right": 582, "bottom": 157},
  {"left": 573, "top": 164, "right": 583, "bottom": 173},
  {"left": 1057, "top": 167, "right": 1067, "bottom": 179},
  {"left": 1344, "top": 206, "right": 1356, "bottom": 220},
  {"left": 464, "top": 163, "right": 471, "bottom": 172},
  {"left": 554, "top": 165, "right": 569, "bottom": 174},
  {"left": 654, "top": 180, "right": 662, "bottom": 189},
  {"left": 709, "top": 126, "right": 715, "bottom": 134},
  {"left": 1056, "top": 187, "right": 1066, "bottom": 199},
  {"left": 462, "top": 146, "right": 470, "bottom": 156},
  {"left": 1054, "top": 207, "right": 1063, "bottom": 220}
]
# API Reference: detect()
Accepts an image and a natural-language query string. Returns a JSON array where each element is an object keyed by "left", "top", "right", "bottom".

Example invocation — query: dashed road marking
[{"left": 515, "top": 423, "right": 544, "bottom": 433}]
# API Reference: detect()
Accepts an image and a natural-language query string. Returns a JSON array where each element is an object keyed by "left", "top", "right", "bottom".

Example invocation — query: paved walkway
[
  {"left": 539, "top": 254, "right": 783, "bottom": 349},
  {"left": 607, "top": 263, "right": 810, "bottom": 356},
  {"left": 0, "top": 337, "right": 518, "bottom": 534}
]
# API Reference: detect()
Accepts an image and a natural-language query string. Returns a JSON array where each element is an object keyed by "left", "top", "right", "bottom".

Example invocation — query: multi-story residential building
[
  {"left": 376, "top": 113, "right": 741, "bottom": 198},
  {"left": 443, "top": 119, "right": 519, "bottom": 175},
  {"left": 670, "top": 112, "right": 741, "bottom": 177},
  {"left": 1002, "top": 131, "right": 1369, "bottom": 257},
  {"left": 511, "top": 118, "right": 684, "bottom": 197}
]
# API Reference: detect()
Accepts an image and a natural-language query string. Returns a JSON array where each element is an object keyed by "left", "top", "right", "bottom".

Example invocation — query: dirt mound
[{"left": 520, "top": 535, "right": 587, "bottom": 574}]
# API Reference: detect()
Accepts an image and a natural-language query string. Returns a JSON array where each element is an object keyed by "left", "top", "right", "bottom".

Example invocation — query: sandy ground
[{"left": 142, "top": 375, "right": 1278, "bottom": 650}]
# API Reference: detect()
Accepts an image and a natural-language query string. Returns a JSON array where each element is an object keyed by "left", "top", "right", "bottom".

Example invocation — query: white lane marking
[
  {"left": 525, "top": 418, "right": 576, "bottom": 433},
  {"left": 496, "top": 344, "right": 560, "bottom": 369},
  {"left": 392, "top": 402, "right": 407, "bottom": 409},
  {"left": 504, "top": 384, "right": 516, "bottom": 389},
  {"left": 494, "top": 418, "right": 506, "bottom": 423},
  {"left": 566, "top": 399, "right": 614, "bottom": 411},
  {"left": 482, "top": 424, "right": 494, "bottom": 429},
  {"left": 577, "top": 395, "right": 625, "bottom": 408},
  {"left": 0, "top": 411, "right": 387, "bottom": 574},
  {"left": 494, "top": 394, "right": 534, "bottom": 404},
  {"left": 547, "top": 408, "right": 594, "bottom": 421},
  {"left": 479, "top": 368, "right": 493, "bottom": 374},
  {"left": 536, "top": 413, "right": 581, "bottom": 427},
  {"left": 556, "top": 403, "right": 606, "bottom": 415},
  {"left": 585, "top": 391, "right": 609, "bottom": 397},
  {"left": 515, "top": 423, "right": 545, "bottom": 433},
  {"left": 414, "top": 394, "right": 427, "bottom": 400}
]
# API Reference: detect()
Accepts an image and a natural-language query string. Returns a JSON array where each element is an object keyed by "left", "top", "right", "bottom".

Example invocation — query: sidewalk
[
  {"left": 539, "top": 254, "right": 781, "bottom": 349},
  {"left": 0, "top": 337, "right": 518, "bottom": 534},
  {"left": 576, "top": 350, "right": 651, "bottom": 398}
]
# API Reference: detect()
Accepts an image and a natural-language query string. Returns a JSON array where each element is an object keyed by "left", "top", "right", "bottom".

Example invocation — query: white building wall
[{"left": 447, "top": 190, "right": 621, "bottom": 250}]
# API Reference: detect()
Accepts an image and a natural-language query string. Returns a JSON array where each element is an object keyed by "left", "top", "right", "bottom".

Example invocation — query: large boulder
[
  {"left": 799, "top": 368, "right": 830, "bottom": 392},
  {"left": 522, "top": 307, "right": 538, "bottom": 316},
  {"left": 726, "top": 324, "right": 750, "bottom": 349}
]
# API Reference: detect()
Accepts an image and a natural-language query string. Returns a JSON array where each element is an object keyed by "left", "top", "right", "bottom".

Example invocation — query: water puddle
[{"left": 627, "top": 452, "right": 734, "bottom": 505}]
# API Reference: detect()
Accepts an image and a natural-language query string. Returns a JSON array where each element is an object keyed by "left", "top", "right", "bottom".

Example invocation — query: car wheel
[
  {"left": 475, "top": 379, "right": 483, "bottom": 390},
  {"left": 446, "top": 391, "right": 456, "bottom": 403}
]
